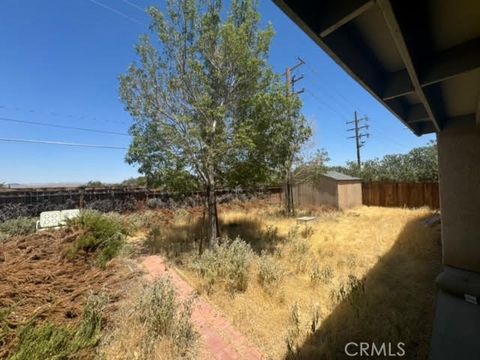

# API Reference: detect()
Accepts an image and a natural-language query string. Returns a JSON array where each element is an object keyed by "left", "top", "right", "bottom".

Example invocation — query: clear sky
[{"left": 0, "top": 0, "right": 435, "bottom": 184}]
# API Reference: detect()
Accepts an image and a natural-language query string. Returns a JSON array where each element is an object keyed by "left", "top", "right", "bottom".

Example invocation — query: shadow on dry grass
[
  {"left": 289, "top": 216, "right": 442, "bottom": 360},
  {"left": 142, "top": 211, "right": 287, "bottom": 259}
]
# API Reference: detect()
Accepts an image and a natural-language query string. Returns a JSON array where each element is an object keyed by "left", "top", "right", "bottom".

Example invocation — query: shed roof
[
  {"left": 273, "top": 0, "right": 480, "bottom": 136},
  {"left": 323, "top": 171, "right": 361, "bottom": 181}
]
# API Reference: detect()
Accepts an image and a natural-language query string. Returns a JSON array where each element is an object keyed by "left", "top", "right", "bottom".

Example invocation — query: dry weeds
[
  {"left": 172, "top": 203, "right": 442, "bottom": 359},
  {"left": 0, "top": 229, "right": 141, "bottom": 358}
]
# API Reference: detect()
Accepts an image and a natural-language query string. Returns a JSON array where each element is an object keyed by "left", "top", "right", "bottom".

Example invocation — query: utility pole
[
  {"left": 284, "top": 57, "right": 305, "bottom": 217},
  {"left": 347, "top": 111, "right": 369, "bottom": 167}
]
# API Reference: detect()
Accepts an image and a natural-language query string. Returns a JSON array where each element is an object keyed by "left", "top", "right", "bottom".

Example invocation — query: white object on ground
[
  {"left": 296, "top": 216, "right": 317, "bottom": 223},
  {"left": 36, "top": 209, "right": 80, "bottom": 231}
]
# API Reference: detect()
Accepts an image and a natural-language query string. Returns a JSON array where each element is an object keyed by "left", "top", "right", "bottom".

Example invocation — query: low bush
[
  {"left": 136, "top": 278, "right": 196, "bottom": 356},
  {"left": 193, "top": 237, "right": 254, "bottom": 293},
  {"left": 310, "top": 263, "right": 334, "bottom": 285},
  {"left": 257, "top": 255, "right": 285, "bottom": 291},
  {"left": 285, "top": 302, "right": 301, "bottom": 359},
  {"left": 68, "top": 210, "right": 127, "bottom": 267},
  {"left": 10, "top": 293, "right": 107, "bottom": 360},
  {"left": 144, "top": 226, "right": 164, "bottom": 255},
  {"left": 0, "top": 307, "right": 13, "bottom": 350},
  {"left": 147, "top": 198, "right": 165, "bottom": 209},
  {"left": 330, "top": 274, "right": 366, "bottom": 309},
  {"left": 0, "top": 217, "right": 37, "bottom": 241},
  {"left": 137, "top": 278, "right": 177, "bottom": 337},
  {"left": 300, "top": 225, "right": 314, "bottom": 239}
]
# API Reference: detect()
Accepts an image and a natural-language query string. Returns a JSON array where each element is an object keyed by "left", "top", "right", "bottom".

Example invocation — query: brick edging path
[{"left": 141, "top": 256, "right": 264, "bottom": 360}]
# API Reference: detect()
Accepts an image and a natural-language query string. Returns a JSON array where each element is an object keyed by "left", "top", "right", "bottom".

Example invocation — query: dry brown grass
[
  {"left": 99, "top": 277, "right": 197, "bottom": 360},
  {"left": 168, "top": 203, "right": 442, "bottom": 359}
]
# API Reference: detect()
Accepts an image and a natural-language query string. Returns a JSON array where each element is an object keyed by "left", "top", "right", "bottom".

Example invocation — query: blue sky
[{"left": 0, "top": 0, "right": 435, "bottom": 184}]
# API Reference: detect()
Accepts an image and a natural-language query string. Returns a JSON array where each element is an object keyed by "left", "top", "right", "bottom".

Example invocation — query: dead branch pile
[{"left": 0, "top": 229, "right": 140, "bottom": 358}]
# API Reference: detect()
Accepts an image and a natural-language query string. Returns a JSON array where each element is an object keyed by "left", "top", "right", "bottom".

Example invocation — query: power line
[
  {"left": 302, "top": 62, "right": 412, "bottom": 149},
  {"left": 0, "top": 116, "right": 130, "bottom": 136},
  {"left": 88, "top": 0, "right": 143, "bottom": 25},
  {"left": 303, "top": 61, "right": 359, "bottom": 112},
  {"left": 304, "top": 89, "right": 349, "bottom": 122},
  {"left": 0, "top": 138, "right": 127, "bottom": 150},
  {"left": 0, "top": 104, "right": 131, "bottom": 126},
  {"left": 121, "top": 0, "right": 145, "bottom": 12}
]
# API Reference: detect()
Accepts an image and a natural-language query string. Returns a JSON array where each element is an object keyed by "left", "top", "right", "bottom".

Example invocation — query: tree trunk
[
  {"left": 206, "top": 176, "right": 220, "bottom": 248},
  {"left": 285, "top": 168, "right": 295, "bottom": 217}
]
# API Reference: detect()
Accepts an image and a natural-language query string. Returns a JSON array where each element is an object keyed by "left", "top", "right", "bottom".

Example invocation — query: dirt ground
[{"left": 0, "top": 229, "right": 141, "bottom": 358}]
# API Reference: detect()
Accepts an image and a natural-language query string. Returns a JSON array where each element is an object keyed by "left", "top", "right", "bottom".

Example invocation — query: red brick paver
[{"left": 141, "top": 256, "right": 263, "bottom": 360}]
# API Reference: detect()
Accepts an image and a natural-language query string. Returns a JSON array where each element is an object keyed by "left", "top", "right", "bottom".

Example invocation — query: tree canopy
[
  {"left": 329, "top": 141, "right": 438, "bottom": 182},
  {"left": 120, "top": 0, "right": 310, "bottom": 244}
]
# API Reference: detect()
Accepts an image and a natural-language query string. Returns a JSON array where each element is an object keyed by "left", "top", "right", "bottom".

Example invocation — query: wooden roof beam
[
  {"left": 383, "top": 69, "right": 414, "bottom": 100},
  {"left": 377, "top": 0, "right": 441, "bottom": 132},
  {"left": 476, "top": 92, "right": 480, "bottom": 127},
  {"left": 318, "top": 0, "right": 375, "bottom": 38},
  {"left": 407, "top": 104, "right": 430, "bottom": 124},
  {"left": 383, "top": 38, "right": 480, "bottom": 100},
  {"left": 421, "top": 37, "right": 480, "bottom": 87}
]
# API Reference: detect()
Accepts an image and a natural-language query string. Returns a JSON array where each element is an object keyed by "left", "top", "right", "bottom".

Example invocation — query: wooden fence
[{"left": 362, "top": 182, "right": 440, "bottom": 209}]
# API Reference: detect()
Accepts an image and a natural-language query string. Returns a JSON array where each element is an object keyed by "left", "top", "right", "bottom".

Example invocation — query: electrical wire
[
  {"left": 88, "top": 0, "right": 143, "bottom": 25},
  {"left": 0, "top": 116, "right": 130, "bottom": 136},
  {"left": 0, "top": 137, "right": 127, "bottom": 149},
  {"left": 0, "top": 104, "right": 131, "bottom": 126},
  {"left": 121, "top": 0, "right": 145, "bottom": 12}
]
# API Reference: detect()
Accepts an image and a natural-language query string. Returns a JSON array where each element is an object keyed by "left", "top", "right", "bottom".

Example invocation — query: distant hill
[{"left": 7, "top": 182, "right": 86, "bottom": 189}]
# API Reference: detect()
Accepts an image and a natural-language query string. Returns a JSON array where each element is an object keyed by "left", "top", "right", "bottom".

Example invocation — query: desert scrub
[
  {"left": 10, "top": 293, "right": 107, "bottom": 360},
  {"left": 285, "top": 302, "right": 302, "bottom": 359},
  {"left": 144, "top": 226, "right": 164, "bottom": 254},
  {"left": 300, "top": 225, "right": 314, "bottom": 239},
  {"left": 310, "top": 263, "right": 334, "bottom": 285},
  {"left": 287, "top": 236, "right": 311, "bottom": 273},
  {"left": 193, "top": 237, "right": 254, "bottom": 293},
  {"left": 68, "top": 210, "right": 127, "bottom": 267},
  {"left": 330, "top": 275, "right": 366, "bottom": 310},
  {"left": 137, "top": 277, "right": 196, "bottom": 357},
  {"left": 257, "top": 254, "right": 285, "bottom": 292},
  {"left": 0, "top": 217, "right": 37, "bottom": 241}
]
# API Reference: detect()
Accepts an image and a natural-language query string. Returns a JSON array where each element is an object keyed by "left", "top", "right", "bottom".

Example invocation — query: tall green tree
[
  {"left": 294, "top": 148, "right": 330, "bottom": 183},
  {"left": 120, "top": 0, "right": 309, "bottom": 246},
  {"left": 330, "top": 141, "right": 438, "bottom": 182}
]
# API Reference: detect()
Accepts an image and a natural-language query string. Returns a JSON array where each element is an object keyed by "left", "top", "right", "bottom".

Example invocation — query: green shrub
[
  {"left": 68, "top": 210, "right": 127, "bottom": 267},
  {"left": 0, "top": 307, "right": 13, "bottom": 350},
  {"left": 138, "top": 278, "right": 177, "bottom": 337},
  {"left": 10, "top": 293, "right": 107, "bottom": 360},
  {"left": 0, "top": 217, "right": 37, "bottom": 241},
  {"left": 10, "top": 322, "right": 72, "bottom": 360},
  {"left": 137, "top": 278, "right": 196, "bottom": 356},
  {"left": 193, "top": 237, "right": 254, "bottom": 293},
  {"left": 72, "top": 293, "right": 108, "bottom": 350},
  {"left": 257, "top": 255, "right": 284, "bottom": 291}
]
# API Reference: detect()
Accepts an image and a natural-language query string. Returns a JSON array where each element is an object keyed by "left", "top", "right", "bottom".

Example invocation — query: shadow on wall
[{"left": 290, "top": 216, "right": 442, "bottom": 360}]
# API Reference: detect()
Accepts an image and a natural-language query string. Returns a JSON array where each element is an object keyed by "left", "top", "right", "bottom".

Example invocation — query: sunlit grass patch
[{"left": 173, "top": 203, "right": 441, "bottom": 359}]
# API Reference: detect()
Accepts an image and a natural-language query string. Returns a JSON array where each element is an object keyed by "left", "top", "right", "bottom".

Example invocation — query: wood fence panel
[{"left": 362, "top": 182, "right": 439, "bottom": 209}]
